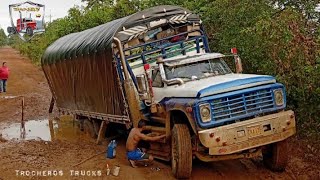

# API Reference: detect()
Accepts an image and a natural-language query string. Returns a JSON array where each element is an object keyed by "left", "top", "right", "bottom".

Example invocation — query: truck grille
[{"left": 210, "top": 89, "right": 274, "bottom": 121}]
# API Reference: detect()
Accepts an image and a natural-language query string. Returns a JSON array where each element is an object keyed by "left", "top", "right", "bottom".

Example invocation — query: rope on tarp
[
  {"left": 169, "top": 13, "right": 192, "bottom": 24},
  {"left": 118, "top": 26, "right": 148, "bottom": 41}
]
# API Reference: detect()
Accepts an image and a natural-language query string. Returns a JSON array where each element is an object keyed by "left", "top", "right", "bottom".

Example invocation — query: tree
[{"left": 0, "top": 28, "right": 7, "bottom": 46}]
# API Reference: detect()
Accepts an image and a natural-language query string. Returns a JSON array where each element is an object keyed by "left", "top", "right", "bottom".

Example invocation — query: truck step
[
  {"left": 147, "top": 142, "right": 171, "bottom": 161},
  {"left": 145, "top": 126, "right": 166, "bottom": 133},
  {"left": 147, "top": 150, "right": 170, "bottom": 161},
  {"left": 150, "top": 143, "right": 171, "bottom": 153},
  {"left": 145, "top": 126, "right": 168, "bottom": 143},
  {"left": 147, "top": 150, "right": 170, "bottom": 156},
  {"left": 152, "top": 155, "right": 171, "bottom": 161},
  {"left": 150, "top": 116, "right": 166, "bottom": 124}
]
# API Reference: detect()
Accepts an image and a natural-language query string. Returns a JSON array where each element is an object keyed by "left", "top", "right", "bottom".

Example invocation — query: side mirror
[
  {"left": 136, "top": 74, "right": 147, "bottom": 94},
  {"left": 231, "top": 48, "right": 243, "bottom": 73},
  {"left": 136, "top": 74, "right": 149, "bottom": 100}
]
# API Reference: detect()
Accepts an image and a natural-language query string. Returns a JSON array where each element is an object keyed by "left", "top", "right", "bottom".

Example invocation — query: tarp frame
[{"left": 41, "top": 5, "right": 201, "bottom": 123}]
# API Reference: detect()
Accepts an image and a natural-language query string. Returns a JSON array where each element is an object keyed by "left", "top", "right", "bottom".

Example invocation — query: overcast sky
[
  {"left": 0, "top": 1, "right": 319, "bottom": 35},
  {"left": 0, "top": 0, "right": 85, "bottom": 34}
]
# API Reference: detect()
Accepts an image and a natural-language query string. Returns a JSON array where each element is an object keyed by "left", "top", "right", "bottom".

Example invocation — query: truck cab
[
  {"left": 17, "top": 17, "right": 37, "bottom": 36},
  {"left": 151, "top": 52, "right": 295, "bottom": 156},
  {"left": 41, "top": 5, "right": 296, "bottom": 179},
  {"left": 119, "top": 24, "right": 295, "bottom": 178}
]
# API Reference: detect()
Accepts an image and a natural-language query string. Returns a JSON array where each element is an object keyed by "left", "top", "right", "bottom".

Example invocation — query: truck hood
[{"left": 153, "top": 74, "right": 276, "bottom": 101}]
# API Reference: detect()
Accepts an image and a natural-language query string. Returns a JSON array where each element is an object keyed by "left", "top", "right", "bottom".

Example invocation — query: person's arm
[{"left": 138, "top": 132, "right": 166, "bottom": 142}]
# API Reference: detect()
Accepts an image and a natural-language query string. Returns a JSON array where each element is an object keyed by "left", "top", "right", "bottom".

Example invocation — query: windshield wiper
[{"left": 178, "top": 76, "right": 192, "bottom": 79}]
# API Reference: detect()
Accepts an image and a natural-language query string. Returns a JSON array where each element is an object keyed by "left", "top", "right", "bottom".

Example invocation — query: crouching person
[{"left": 126, "top": 120, "right": 166, "bottom": 167}]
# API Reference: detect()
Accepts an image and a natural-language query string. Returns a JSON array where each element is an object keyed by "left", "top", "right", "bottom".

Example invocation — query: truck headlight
[
  {"left": 273, "top": 89, "right": 284, "bottom": 106},
  {"left": 199, "top": 103, "right": 211, "bottom": 123}
]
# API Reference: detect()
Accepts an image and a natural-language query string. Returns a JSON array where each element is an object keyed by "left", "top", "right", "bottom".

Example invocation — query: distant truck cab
[
  {"left": 7, "top": 1, "right": 45, "bottom": 40},
  {"left": 16, "top": 17, "right": 37, "bottom": 36},
  {"left": 42, "top": 5, "right": 296, "bottom": 179},
  {"left": 7, "top": 12, "right": 44, "bottom": 36}
]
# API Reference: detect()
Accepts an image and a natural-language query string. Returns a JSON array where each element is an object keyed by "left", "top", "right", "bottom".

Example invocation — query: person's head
[
  {"left": 138, "top": 120, "right": 147, "bottom": 129},
  {"left": 2, "top": 62, "right": 6, "bottom": 67}
]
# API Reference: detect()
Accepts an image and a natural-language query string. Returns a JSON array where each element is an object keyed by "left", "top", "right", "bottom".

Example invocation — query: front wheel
[
  {"left": 26, "top": 27, "right": 33, "bottom": 36},
  {"left": 263, "top": 140, "right": 288, "bottom": 171},
  {"left": 171, "top": 124, "right": 192, "bottom": 179}
]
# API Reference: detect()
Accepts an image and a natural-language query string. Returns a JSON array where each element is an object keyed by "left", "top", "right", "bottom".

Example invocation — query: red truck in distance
[
  {"left": 7, "top": 13, "right": 44, "bottom": 36},
  {"left": 16, "top": 17, "right": 37, "bottom": 36}
]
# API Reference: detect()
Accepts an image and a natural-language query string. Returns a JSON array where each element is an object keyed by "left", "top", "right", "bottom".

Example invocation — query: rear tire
[
  {"left": 263, "top": 140, "right": 288, "bottom": 171},
  {"left": 83, "top": 119, "right": 97, "bottom": 139},
  {"left": 7, "top": 27, "right": 12, "bottom": 34},
  {"left": 171, "top": 124, "right": 192, "bottom": 179},
  {"left": 7, "top": 27, "right": 16, "bottom": 34}
]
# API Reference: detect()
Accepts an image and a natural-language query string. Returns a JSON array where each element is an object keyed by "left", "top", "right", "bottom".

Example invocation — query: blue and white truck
[{"left": 42, "top": 5, "right": 296, "bottom": 178}]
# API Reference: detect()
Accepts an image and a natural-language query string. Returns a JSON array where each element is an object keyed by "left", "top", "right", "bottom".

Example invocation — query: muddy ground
[{"left": 0, "top": 46, "right": 319, "bottom": 180}]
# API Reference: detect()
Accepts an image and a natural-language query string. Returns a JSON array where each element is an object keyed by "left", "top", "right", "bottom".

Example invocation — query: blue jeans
[{"left": 0, "top": 79, "right": 7, "bottom": 92}]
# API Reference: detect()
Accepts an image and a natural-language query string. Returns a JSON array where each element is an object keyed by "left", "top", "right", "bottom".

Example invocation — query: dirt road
[{"left": 0, "top": 46, "right": 319, "bottom": 180}]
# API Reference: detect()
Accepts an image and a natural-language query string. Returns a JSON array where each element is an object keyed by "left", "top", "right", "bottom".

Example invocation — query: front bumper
[{"left": 198, "top": 110, "right": 296, "bottom": 155}]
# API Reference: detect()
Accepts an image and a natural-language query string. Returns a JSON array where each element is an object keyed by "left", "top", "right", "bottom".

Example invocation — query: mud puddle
[
  {"left": 0, "top": 119, "right": 56, "bottom": 141},
  {"left": 0, "top": 116, "right": 86, "bottom": 142}
]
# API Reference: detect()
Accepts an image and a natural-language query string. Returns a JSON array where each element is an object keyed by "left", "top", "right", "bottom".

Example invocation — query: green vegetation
[
  {"left": 0, "top": 28, "right": 7, "bottom": 46},
  {"left": 10, "top": 0, "right": 320, "bottom": 140}
]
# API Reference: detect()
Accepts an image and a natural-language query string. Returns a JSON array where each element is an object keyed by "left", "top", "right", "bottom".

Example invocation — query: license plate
[{"left": 248, "top": 125, "right": 263, "bottom": 138}]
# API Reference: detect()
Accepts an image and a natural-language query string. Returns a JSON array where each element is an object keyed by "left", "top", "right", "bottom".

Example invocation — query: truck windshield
[{"left": 164, "top": 58, "right": 232, "bottom": 81}]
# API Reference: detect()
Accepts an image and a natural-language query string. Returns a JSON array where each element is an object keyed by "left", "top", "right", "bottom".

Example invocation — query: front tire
[
  {"left": 171, "top": 124, "right": 192, "bottom": 179},
  {"left": 263, "top": 140, "right": 288, "bottom": 171},
  {"left": 7, "top": 27, "right": 12, "bottom": 34},
  {"left": 26, "top": 27, "right": 33, "bottom": 36}
]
